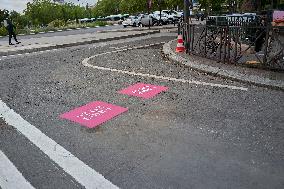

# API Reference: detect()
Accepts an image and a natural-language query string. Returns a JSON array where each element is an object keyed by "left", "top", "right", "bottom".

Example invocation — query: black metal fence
[{"left": 178, "top": 21, "right": 284, "bottom": 71}]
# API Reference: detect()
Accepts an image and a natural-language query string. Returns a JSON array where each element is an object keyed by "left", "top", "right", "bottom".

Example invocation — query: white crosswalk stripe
[{"left": 0, "top": 150, "right": 35, "bottom": 189}]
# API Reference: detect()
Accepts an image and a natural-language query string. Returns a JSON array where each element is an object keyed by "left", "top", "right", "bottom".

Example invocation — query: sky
[{"left": 0, "top": 0, "right": 98, "bottom": 13}]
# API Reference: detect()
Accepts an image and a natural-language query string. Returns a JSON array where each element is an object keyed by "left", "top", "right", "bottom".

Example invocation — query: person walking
[{"left": 4, "top": 18, "right": 21, "bottom": 45}]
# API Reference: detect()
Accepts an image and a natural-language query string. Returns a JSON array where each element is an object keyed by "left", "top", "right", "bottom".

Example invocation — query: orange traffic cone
[{"left": 176, "top": 35, "right": 185, "bottom": 53}]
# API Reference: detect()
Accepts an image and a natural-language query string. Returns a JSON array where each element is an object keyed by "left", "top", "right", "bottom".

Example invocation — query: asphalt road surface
[{"left": 0, "top": 33, "right": 284, "bottom": 189}]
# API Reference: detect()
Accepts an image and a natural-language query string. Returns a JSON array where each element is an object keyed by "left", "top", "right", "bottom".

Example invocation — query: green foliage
[
  {"left": 0, "top": 9, "right": 9, "bottom": 22},
  {"left": 24, "top": 0, "right": 90, "bottom": 26},
  {"left": 165, "top": 0, "right": 183, "bottom": 10},
  {"left": 48, "top": 19, "right": 66, "bottom": 28},
  {"left": 90, "top": 21, "right": 108, "bottom": 27},
  {"left": 0, "top": 26, "right": 8, "bottom": 36},
  {"left": 94, "top": 0, "right": 121, "bottom": 17}
]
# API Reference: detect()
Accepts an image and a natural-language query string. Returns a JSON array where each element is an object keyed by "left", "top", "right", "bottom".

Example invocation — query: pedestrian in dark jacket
[{"left": 4, "top": 19, "right": 21, "bottom": 45}]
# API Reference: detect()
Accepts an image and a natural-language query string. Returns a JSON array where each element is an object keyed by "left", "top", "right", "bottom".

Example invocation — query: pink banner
[{"left": 273, "top": 11, "right": 284, "bottom": 22}]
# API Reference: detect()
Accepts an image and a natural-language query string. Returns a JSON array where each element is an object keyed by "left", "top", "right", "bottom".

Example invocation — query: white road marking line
[
  {"left": 113, "top": 46, "right": 128, "bottom": 50},
  {"left": 0, "top": 100, "right": 118, "bottom": 189},
  {"left": 109, "top": 43, "right": 160, "bottom": 52},
  {"left": 82, "top": 45, "right": 248, "bottom": 91},
  {"left": 0, "top": 150, "right": 35, "bottom": 189}
]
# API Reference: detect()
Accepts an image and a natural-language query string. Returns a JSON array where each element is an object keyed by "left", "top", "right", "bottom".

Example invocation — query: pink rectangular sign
[
  {"left": 60, "top": 101, "right": 128, "bottom": 128},
  {"left": 118, "top": 83, "right": 168, "bottom": 99},
  {"left": 273, "top": 11, "right": 284, "bottom": 22}
]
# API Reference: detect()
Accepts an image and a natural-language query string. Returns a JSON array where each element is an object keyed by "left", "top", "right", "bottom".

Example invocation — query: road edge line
[{"left": 0, "top": 100, "right": 119, "bottom": 189}]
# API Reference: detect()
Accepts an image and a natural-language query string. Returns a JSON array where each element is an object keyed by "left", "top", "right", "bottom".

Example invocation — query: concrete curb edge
[{"left": 163, "top": 40, "right": 284, "bottom": 91}]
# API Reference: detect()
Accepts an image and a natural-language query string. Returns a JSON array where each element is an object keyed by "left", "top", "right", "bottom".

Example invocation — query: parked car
[
  {"left": 152, "top": 12, "right": 169, "bottom": 25},
  {"left": 161, "top": 10, "right": 180, "bottom": 23},
  {"left": 79, "top": 18, "right": 92, "bottom": 23},
  {"left": 105, "top": 14, "right": 124, "bottom": 24},
  {"left": 139, "top": 14, "right": 155, "bottom": 26},
  {"left": 122, "top": 16, "right": 139, "bottom": 27},
  {"left": 175, "top": 11, "right": 183, "bottom": 18}
]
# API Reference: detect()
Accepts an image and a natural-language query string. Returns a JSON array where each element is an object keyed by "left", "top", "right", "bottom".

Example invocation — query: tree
[
  {"left": 94, "top": 0, "right": 121, "bottom": 16},
  {"left": 165, "top": 0, "right": 183, "bottom": 10},
  {"left": 24, "top": 0, "right": 89, "bottom": 26},
  {"left": 0, "top": 9, "right": 9, "bottom": 22}
]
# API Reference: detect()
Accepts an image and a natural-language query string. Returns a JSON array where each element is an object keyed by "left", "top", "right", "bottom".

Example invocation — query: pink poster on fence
[
  {"left": 273, "top": 11, "right": 284, "bottom": 22},
  {"left": 60, "top": 101, "right": 128, "bottom": 128},
  {"left": 118, "top": 83, "right": 168, "bottom": 99}
]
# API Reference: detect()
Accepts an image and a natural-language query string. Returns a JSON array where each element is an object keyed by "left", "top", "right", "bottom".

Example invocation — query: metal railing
[{"left": 178, "top": 21, "right": 284, "bottom": 71}]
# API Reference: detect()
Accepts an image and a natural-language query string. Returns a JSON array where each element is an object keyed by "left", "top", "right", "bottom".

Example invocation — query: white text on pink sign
[{"left": 76, "top": 106, "right": 112, "bottom": 121}]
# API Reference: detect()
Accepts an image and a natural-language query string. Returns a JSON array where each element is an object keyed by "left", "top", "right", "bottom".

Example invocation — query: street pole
[
  {"left": 184, "top": 0, "right": 190, "bottom": 24},
  {"left": 148, "top": 0, "right": 151, "bottom": 29},
  {"left": 159, "top": 0, "right": 162, "bottom": 26}
]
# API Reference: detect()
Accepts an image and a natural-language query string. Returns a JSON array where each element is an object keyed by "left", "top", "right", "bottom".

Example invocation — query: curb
[
  {"left": 163, "top": 40, "right": 284, "bottom": 91},
  {"left": 0, "top": 30, "right": 160, "bottom": 56},
  {"left": 97, "top": 26, "right": 177, "bottom": 33},
  {"left": 0, "top": 25, "right": 177, "bottom": 38},
  {"left": 0, "top": 25, "right": 115, "bottom": 38}
]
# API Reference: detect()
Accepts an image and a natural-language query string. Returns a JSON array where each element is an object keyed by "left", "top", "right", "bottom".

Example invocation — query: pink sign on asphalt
[
  {"left": 60, "top": 101, "right": 128, "bottom": 128},
  {"left": 118, "top": 83, "right": 168, "bottom": 99}
]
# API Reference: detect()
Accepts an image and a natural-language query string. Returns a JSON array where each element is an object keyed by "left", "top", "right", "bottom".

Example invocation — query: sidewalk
[
  {"left": 163, "top": 40, "right": 284, "bottom": 91},
  {"left": 0, "top": 29, "right": 160, "bottom": 56}
]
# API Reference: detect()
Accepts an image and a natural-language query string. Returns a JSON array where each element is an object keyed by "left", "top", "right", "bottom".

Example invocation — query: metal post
[
  {"left": 148, "top": 0, "right": 151, "bottom": 29},
  {"left": 228, "top": 26, "right": 231, "bottom": 62},
  {"left": 184, "top": 0, "right": 190, "bottom": 51},
  {"left": 159, "top": 0, "right": 162, "bottom": 26},
  {"left": 263, "top": 25, "right": 270, "bottom": 65},
  {"left": 184, "top": 0, "right": 190, "bottom": 23}
]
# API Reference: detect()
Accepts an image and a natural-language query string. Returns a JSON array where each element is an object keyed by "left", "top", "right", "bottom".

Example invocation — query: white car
[
  {"left": 122, "top": 16, "right": 139, "bottom": 27},
  {"left": 139, "top": 14, "right": 155, "bottom": 26},
  {"left": 161, "top": 10, "right": 177, "bottom": 21},
  {"left": 152, "top": 12, "right": 169, "bottom": 25}
]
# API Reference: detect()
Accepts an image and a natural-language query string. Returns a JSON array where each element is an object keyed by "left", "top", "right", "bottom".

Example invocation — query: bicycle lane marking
[
  {"left": 0, "top": 150, "right": 35, "bottom": 189},
  {"left": 0, "top": 100, "right": 118, "bottom": 189},
  {"left": 82, "top": 43, "right": 248, "bottom": 91}
]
